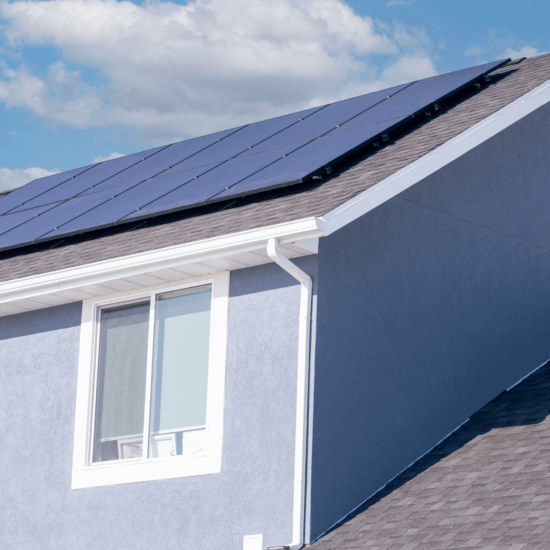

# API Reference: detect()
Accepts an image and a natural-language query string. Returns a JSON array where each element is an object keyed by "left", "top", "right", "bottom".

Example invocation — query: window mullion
[{"left": 141, "top": 294, "right": 156, "bottom": 460}]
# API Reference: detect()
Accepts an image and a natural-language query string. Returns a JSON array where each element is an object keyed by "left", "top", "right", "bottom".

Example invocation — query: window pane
[
  {"left": 92, "top": 301, "right": 150, "bottom": 463},
  {"left": 148, "top": 285, "right": 211, "bottom": 458}
]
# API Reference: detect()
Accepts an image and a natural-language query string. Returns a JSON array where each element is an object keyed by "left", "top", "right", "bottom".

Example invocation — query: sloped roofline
[
  {"left": 0, "top": 73, "right": 549, "bottom": 315},
  {"left": 317, "top": 74, "right": 550, "bottom": 236}
]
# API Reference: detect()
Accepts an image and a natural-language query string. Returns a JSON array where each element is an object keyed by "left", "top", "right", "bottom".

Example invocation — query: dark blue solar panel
[
  {"left": 77, "top": 126, "right": 247, "bottom": 194},
  {"left": 50, "top": 109, "right": 323, "bottom": 211},
  {"left": 8, "top": 146, "right": 167, "bottom": 213},
  {"left": 37, "top": 142, "right": 305, "bottom": 238},
  {"left": 0, "top": 164, "right": 97, "bottom": 216},
  {"left": 0, "top": 210, "right": 55, "bottom": 250},
  {"left": 241, "top": 83, "right": 410, "bottom": 155},
  {"left": 213, "top": 123, "right": 399, "bottom": 200},
  {"left": 161, "top": 105, "right": 326, "bottom": 170},
  {"left": 0, "top": 185, "right": 134, "bottom": 249},
  {"left": 0, "top": 58, "right": 508, "bottom": 252},
  {"left": 0, "top": 205, "right": 54, "bottom": 240},
  {"left": 119, "top": 142, "right": 308, "bottom": 222},
  {"left": 325, "top": 62, "right": 507, "bottom": 137},
  {"left": 34, "top": 162, "right": 224, "bottom": 241}
]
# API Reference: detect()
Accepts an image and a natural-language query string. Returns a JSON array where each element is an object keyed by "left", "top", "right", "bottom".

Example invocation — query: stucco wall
[
  {"left": 309, "top": 101, "right": 550, "bottom": 539},
  {"left": 0, "top": 255, "right": 318, "bottom": 550}
]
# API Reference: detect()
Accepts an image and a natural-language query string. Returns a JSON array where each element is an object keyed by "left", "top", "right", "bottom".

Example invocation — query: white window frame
[{"left": 71, "top": 271, "right": 229, "bottom": 489}]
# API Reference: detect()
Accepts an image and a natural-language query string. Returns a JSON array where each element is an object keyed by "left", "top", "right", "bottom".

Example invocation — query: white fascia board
[
  {"left": 0, "top": 217, "right": 322, "bottom": 308},
  {"left": 318, "top": 76, "right": 550, "bottom": 236}
]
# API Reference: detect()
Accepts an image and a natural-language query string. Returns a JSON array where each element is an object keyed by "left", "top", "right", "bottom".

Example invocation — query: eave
[
  {"left": 1, "top": 71, "right": 549, "bottom": 319},
  {"left": 0, "top": 217, "right": 322, "bottom": 317}
]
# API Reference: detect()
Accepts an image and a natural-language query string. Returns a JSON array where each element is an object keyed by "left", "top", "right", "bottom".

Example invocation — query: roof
[
  {"left": 0, "top": 60, "right": 505, "bottom": 253},
  {"left": 0, "top": 54, "right": 549, "bottom": 283},
  {"left": 310, "top": 360, "right": 550, "bottom": 549}
]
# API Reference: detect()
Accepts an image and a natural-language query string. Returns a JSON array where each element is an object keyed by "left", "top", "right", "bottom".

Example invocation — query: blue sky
[{"left": 0, "top": 0, "right": 548, "bottom": 190}]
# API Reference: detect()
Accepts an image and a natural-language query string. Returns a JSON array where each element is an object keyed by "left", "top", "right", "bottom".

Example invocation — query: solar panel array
[{"left": 0, "top": 59, "right": 507, "bottom": 252}]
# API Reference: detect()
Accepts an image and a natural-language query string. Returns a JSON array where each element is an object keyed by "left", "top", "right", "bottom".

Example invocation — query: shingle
[
  {"left": 308, "top": 361, "right": 550, "bottom": 549},
  {"left": 1, "top": 55, "right": 550, "bottom": 284}
]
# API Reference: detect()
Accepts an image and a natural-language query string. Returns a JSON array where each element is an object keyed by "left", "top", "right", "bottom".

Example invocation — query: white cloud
[
  {"left": 464, "top": 45, "right": 485, "bottom": 57},
  {"left": 501, "top": 46, "right": 542, "bottom": 59},
  {"left": 0, "top": 62, "right": 102, "bottom": 127},
  {"left": 0, "top": 0, "right": 437, "bottom": 141},
  {"left": 92, "top": 152, "right": 126, "bottom": 164},
  {"left": 0, "top": 166, "right": 60, "bottom": 192},
  {"left": 377, "top": 54, "right": 437, "bottom": 86},
  {"left": 392, "top": 21, "right": 432, "bottom": 52}
]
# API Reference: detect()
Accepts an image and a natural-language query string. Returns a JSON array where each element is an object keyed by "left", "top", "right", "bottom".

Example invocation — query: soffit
[{"left": 0, "top": 228, "right": 320, "bottom": 317}]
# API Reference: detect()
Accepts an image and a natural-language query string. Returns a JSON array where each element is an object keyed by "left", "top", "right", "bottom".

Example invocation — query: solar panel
[
  {"left": 0, "top": 59, "right": 508, "bottom": 251},
  {"left": 237, "top": 83, "right": 411, "bottom": 155},
  {"left": 6, "top": 146, "right": 168, "bottom": 213},
  {"left": 34, "top": 163, "right": 226, "bottom": 242},
  {"left": 119, "top": 142, "right": 308, "bottom": 223},
  {"left": 324, "top": 63, "right": 506, "bottom": 137},
  {"left": 0, "top": 164, "right": 98, "bottom": 216}
]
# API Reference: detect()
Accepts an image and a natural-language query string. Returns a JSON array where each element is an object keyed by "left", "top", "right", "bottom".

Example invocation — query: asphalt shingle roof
[
  {"left": 310, "top": 361, "right": 550, "bottom": 550},
  {"left": 0, "top": 54, "right": 549, "bottom": 283}
]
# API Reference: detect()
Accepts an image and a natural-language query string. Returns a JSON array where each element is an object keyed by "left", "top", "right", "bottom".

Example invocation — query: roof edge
[
  {"left": 318, "top": 75, "right": 550, "bottom": 236},
  {"left": 0, "top": 216, "right": 322, "bottom": 317}
]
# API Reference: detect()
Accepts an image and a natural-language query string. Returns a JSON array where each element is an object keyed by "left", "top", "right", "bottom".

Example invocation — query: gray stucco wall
[
  {"left": 309, "top": 102, "right": 550, "bottom": 540},
  {"left": 0, "top": 255, "right": 318, "bottom": 550}
]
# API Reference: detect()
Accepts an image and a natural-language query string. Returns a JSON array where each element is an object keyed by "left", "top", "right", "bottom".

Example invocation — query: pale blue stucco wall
[
  {"left": 308, "top": 101, "right": 550, "bottom": 540},
  {"left": 0, "top": 256, "right": 318, "bottom": 550}
]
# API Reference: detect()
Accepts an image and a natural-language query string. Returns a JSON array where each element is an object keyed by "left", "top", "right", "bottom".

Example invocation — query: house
[{"left": 1, "top": 53, "right": 550, "bottom": 550}]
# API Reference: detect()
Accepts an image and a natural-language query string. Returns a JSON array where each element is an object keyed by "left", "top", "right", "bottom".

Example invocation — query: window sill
[{"left": 72, "top": 452, "right": 222, "bottom": 489}]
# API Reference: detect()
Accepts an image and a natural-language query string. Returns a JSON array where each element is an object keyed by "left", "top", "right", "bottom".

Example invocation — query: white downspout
[{"left": 266, "top": 238, "right": 312, "bottom": 550}]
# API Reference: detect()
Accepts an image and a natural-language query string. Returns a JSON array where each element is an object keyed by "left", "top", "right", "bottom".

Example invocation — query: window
[{"left": 72, "top": 272, "right": 229, "bottom": 489}]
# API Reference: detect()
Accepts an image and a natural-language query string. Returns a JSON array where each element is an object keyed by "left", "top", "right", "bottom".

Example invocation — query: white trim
[
  {"left": 0, "top": 217, "right": 322, "bottom": 312},
  {"left": 71, "top": 271, "right": 229, "bottom": 489},
  {"left": 318, "top": 76, "right": 550, "bottom": 236},
  {"left": 142, "top": 295, "right": 157, "bottom": 460}
]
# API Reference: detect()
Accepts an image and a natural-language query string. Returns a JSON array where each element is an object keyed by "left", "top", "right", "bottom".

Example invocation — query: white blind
[
  {"left": 150, "top": 286, "right": 212, "bottom": 433},
  {"left": 95, "top": 301, "right": 150, "bottom": 441}
]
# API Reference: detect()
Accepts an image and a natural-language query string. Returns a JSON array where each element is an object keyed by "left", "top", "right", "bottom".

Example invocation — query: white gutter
[
  {"left": 266, "top": 238, "right": 312, "bottom": 550},
  {"left": 0, "top": 217, "right": 323, "bottom": 314}
]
